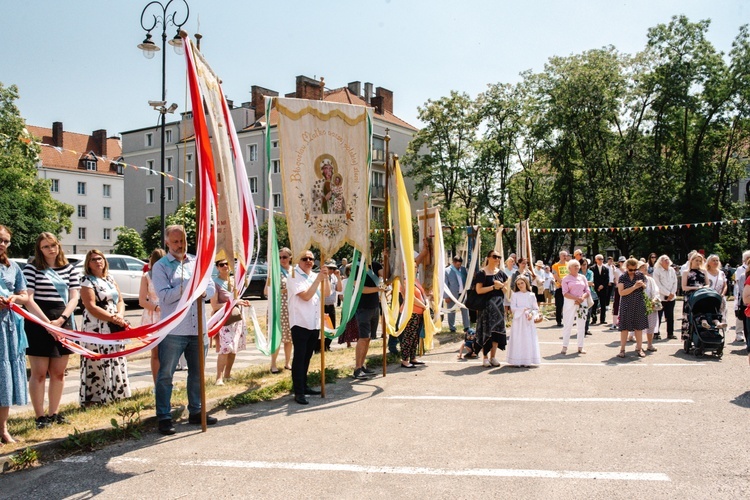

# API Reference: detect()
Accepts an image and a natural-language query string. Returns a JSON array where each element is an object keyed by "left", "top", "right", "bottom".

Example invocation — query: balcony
[{"left": 370, "top": 184, "right": 385, "bottom": 199}]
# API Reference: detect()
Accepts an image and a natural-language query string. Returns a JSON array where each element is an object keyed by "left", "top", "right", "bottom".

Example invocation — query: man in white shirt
[
  {"left": 732, "top": 250, "right": 750, "bottom": 343},
  {"left": 653, "top": 255, "right": 678, "bottom": 340}
]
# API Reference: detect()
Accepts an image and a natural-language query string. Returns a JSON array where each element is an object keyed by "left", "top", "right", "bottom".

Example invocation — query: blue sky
[{"left": 1, "top": 0, "right": 746, "bottom": 137}]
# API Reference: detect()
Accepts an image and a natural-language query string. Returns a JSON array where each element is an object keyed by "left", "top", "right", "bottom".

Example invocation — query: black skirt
[{"left": 25, "top": 299, "right": 73, "bottom": 357}]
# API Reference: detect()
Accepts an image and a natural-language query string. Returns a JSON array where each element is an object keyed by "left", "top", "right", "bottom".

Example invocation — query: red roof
[
  {"left": 26, "top": 125, "right": 123, "bottom": 175},
  {"left": 245, "top": 87, "right": 417, "bottom": 132}
]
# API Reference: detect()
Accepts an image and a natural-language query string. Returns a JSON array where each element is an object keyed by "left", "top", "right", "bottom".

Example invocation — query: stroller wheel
[
  {"left": 683, "top": 338, "right": 691, "bottom": 354},
  {"left": 694, "top": 348, "right": 703, "bottom": 357},
  {"left": 716, "top": 346, "right": 724, "bottom": 358}
]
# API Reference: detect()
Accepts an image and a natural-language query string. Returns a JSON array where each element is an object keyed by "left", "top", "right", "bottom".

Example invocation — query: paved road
[{"left": 3, "top": 304, "right": 749, "bottom": 498}]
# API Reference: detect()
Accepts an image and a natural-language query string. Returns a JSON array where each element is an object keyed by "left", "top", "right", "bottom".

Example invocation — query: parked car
[
  {"left": 241, "top": 263, "right": 268, "bottom": 300},
  {"left": 71, "top": 254, "right": 146, "bottom": 304}
]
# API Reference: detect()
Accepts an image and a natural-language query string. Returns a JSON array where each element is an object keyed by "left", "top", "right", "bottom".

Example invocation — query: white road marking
[
  {"left": 181, "top": 459, "right": 669, "bottom": 481},
  {"left": 426, "top": 360, "right": 705, "bottom": 367},
  {"left": 385, "top": 395, "right": 694, "bottom": 403}
]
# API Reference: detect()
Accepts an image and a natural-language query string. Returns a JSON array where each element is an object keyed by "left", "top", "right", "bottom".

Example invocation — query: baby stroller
[{"left": 683, "top": 288, "right": 725, "bottom": 358}]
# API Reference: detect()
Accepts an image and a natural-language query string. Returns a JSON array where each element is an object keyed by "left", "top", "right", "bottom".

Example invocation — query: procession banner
[
  {"left": 275, "top": 97, "right": 372, "bottom": 258},
  {"left": 417, "top": 206, "right": 445, "bottom": 333}
]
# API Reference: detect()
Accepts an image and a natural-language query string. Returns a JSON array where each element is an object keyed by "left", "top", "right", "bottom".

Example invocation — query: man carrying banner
[{"left": 152, "top": 225, "right": 216, "bottom": 435}]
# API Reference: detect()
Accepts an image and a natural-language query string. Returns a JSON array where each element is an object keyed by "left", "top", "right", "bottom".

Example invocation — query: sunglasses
[
  {"left": 217, "top": 262, "right": 229, "bottom": 268},
  {"left": 280, "top": 255, "right": 290, "bottom": 260},
  {"left": 91, "top": 257, "right": 104, "bottom": 262},
  {"left": 300, "top": 257, "right": 314, "bottom": 262},
  {"left": 627, "top": 267, "right": 636, "bottom": 271},
  {"left": 490, "top": 255, "right": 501, "bottom": 259}
]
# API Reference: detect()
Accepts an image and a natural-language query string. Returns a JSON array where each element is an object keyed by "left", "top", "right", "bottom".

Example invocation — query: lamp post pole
[{"left": 138, "top": 0, "right": 189, "bottom": 248}]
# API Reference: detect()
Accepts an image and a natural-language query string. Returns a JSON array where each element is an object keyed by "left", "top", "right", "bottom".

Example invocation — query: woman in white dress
[
  {"left": 637, "top": 261, "right": 660, "bottom": 352},
  {"left": 507, "top": 276, "right": 541, "bottom": 367},
  {"left": 705, "top": 254, "right": 728, "bottom": 323}
]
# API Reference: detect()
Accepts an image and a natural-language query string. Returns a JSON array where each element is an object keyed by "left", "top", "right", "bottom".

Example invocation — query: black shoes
[
  {"left": 188, "top": 414, "right": 218, "bottom": 425},
  {"left": 361, "top": 365, "right": 376, "bottom": 374},
  {"left": 304, "top": 387, "right": 321, "bottom": 395},
  {"left": 158, "top": 419, "right": 176, "bottom": 435},
  {"left": 294, "top": 395, "right": 309, "bottom": 405},
  {"left": 35, "top": 416, "right": 52, "bottom": 430},
  {"left": 353, "top": 367, "right": 371, "bottom": 379}
]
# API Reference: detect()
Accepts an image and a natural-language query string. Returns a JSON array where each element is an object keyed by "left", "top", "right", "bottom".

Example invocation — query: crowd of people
[{"left": 1, "top": 219, "right": 750, "bottom": 442}]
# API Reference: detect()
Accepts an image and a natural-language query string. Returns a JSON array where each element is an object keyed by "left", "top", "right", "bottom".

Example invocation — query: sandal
[
  {"left": 617, "top": 350, "right": 626, "bottom": 358},
  {"left": 646, "top": 346, "right": 657, "bottom": 352},
  {"left": 560, "top": 347, "right": 567, "bottom": 355},
  {"left": 636, "top": 349, "right": 646, "bottom": 358},
  {"left": 578, "top": 348, "right": 586, "bottom": 354}
]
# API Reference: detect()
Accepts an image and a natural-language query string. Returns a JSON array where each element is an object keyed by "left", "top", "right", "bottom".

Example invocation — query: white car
[{"left": 69, "top": 254, "right": 146, "bottom": 304}]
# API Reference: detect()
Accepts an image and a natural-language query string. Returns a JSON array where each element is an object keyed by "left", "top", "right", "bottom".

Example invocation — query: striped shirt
[{"left": 23, "top": 263, "right": 81, "bottom": 303}]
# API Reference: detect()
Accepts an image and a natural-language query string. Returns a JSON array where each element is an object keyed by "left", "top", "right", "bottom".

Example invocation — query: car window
[
  {"left": 124, "top": 257, "right": 145, "bottom": 271},
  {"left": 108, "top": 257, "right": 127, "bottom": 271}
]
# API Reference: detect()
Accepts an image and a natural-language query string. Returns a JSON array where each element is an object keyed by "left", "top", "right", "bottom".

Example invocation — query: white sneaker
[
  {"left": 482, "top": 358, "right": 490, "bottom": 367},
  {"left": 736, "top": 335, "right": 745, "bottom": 342},
  {"left": 489, "top": 358, "right": 501, "bottom": 367}
]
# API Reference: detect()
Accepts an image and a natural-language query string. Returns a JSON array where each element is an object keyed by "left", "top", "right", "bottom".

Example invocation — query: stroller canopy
[{"left": 687, "top": 287, "right": 723, "bottom": 314}]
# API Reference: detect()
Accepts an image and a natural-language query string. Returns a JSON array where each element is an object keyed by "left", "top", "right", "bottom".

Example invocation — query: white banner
[{"left": 275, "top": 98, "right": 372, "bottom": 258}]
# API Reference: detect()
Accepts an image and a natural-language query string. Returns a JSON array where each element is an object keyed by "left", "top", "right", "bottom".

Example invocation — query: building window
[
  {"left": 272, "top": 160, "right": 280, "bottom": 174},
  {"left": 77, "top": 182, "right": 86, "bottom": 195},
  {"left": 249, "top": 176, "right": 258, "bottom": 193},
  {"left": 77, "top": 205, "right": 86, "bottom": 218},
  {"left": 187, "top": 153, "right": 193, "bottom": 161},
  {"left": 186, "top": 170, "right": 193, "bottom": 185},
  {"left": 85, "top": 160, "right": 97, "bottom": 171},
  {"left": 371, "top": 206, "right": 384, "bottom": 223},
  {"left": 103, "top": 207, "right": 111, "bottom": 220},
  {"left": 78, "top": 227, "right": 86, "bottom": 240},
  {"left": 102, "top": 184, "right": 111, "bottom": 197},
  {"left": 147, "top": 159, "right": 155, "bottom": 174},
  {"left": 272, "top": 140, "right": 279, "bottom": 148},
  {"left": 166, "top": 156, "right": 173, "bottom": 173},
  {"left": 165, "top": 129, "right": 173, "bottom": 143},
  {"left": 247, "top": 144, "right": 258, "bottom": 162},
  {"left": 50, "top": 179, "right": 59, "bottom": 193},
  {"left": 103, "top": 228, "right": 111, "bottom": 241},
  {"left": 166, "top": 186, "right": 174, "bottom": 201},
  {"left": 147, "top": 188, "right": 155, "bottom": 204},
  {"left": 145, "top": 133, "right": 153, "bottom": 147},
  {"left": 273, "top": 193, "right": 281, "bottom": 208}
]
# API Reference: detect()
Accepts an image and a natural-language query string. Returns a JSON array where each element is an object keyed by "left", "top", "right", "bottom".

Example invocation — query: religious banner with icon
[{"left": 275, "top": 98, "right": 373, "bottom": 258}]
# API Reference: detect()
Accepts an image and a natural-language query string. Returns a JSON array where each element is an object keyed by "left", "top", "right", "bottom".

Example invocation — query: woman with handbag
[
  {"left": 560, "top": 259, "right": 590, "bottom": 354},
  {"left": 637, "top": 261, "right": 660, "bottom": 352},
  {"left": 211, "top": 259, "right": 250, "bottom": 386},
  {"left": 23, "top": 232, "right": 80, "bottom": 428},
  {"left": 79, "top": 249, "right": 131, "bottom": 406},
  {"left": 472, "top": 250, "right": 510, "bottom": 367}
]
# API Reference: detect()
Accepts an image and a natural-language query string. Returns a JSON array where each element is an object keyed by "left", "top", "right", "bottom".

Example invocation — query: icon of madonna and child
[{"left": 311, "top": 155, "right": 346, "bottom": 215}]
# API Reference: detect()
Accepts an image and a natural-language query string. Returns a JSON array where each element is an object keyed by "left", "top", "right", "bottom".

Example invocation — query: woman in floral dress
[{"left": 79, "top": 250, "right": 131, "bottom": 406}]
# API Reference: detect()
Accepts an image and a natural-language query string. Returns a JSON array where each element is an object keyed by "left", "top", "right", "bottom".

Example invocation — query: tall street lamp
[{"left": 138, "top": 0, "right": 189, "bottom": 248}]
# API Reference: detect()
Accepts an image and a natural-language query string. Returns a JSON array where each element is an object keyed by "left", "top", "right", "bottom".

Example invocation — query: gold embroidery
[{"left": 277, "top": 102, "right": 367, "bottom": 125}]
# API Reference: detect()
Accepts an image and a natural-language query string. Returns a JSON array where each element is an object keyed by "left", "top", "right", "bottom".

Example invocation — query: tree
[
  {"left": 258, "top": 215, "right": 289, "bottom": 261},
  {"left": 403, "top": 91, "right": 482, "bottom": 221},
  {"left": 0, "top": 82, "right": 73, "bottom": 257},
  {"left": 166, "top": 200, "right": 197, "bottom": 253},
  {"left": 141, "top": 216, "right": 162, "bottom": 254},
  {"left": 112, "top": 226, "right": 147, "bottom": 260}
]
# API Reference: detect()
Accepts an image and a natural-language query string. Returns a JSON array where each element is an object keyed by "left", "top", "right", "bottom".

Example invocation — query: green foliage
[
  {"left": 140, "top": 199, "right": 196, "bottom": 254},
  {"left": 141, "top": 216, "right": 162, "bottom": 254},
  {"left": 61, "top": 427, "right": 107, "bottom": 452},
  {"left": 110, "top": 401, "right": 144, "bottom": 439},
  {"left": 0, "top": 82, "right": 73, "bottom": 257},
  {"left": 112, "top": 226, "right": 147, "bottom": 260},
  {"left": 5, "top": 447, "right": 38, "bottom": 471},
  {"left": 406, "top": 17, "right": 750, "bottom": 263},
  {"left": 258, "top": 215, "right": 289, "bottom": 260}
]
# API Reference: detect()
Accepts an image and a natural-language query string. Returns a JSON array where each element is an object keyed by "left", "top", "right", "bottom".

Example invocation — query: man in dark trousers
[{"left": 591, "top": 254, "right": 610, "bottom": 325}]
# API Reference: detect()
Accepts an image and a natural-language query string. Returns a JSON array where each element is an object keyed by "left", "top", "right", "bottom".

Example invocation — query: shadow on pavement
[{"left": 730, "top": 390, "right": 750, "bottom": 408}]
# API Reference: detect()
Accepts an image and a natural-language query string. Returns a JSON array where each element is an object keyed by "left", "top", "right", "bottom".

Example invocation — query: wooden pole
[
  {"left": 195, "top": 143, "right": 207, "bottom": 433},
  {"left": 320, "top": 251, "right": 327, "bottom": 398},
  {"left": 381, "top": 130, "right": 391, "bottom": 376}
]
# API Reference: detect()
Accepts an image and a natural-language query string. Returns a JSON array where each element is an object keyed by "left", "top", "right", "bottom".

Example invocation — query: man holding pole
[{"left": 152, "top": 225, "right": 216, "bottom": 435}]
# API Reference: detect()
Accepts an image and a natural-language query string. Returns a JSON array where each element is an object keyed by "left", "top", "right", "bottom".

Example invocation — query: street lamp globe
[
  {"left": 137, "top": 33, "right": 160, "bottom": 59},
  {"left": 168, "top": 31, "right": 184, "bottom": 55}
]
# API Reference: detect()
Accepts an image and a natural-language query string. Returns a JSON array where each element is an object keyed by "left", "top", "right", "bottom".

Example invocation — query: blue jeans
[
  {"left": 447, "top": 302, "right": 471, "bottom": 331},
  {"left": 155, "top": 334, "right": 208, "bottom": 421}
]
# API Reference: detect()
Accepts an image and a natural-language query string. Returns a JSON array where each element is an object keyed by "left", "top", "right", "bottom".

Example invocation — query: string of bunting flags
[{"left": 370, "top": 219, "right": 750, "bottom": 234}]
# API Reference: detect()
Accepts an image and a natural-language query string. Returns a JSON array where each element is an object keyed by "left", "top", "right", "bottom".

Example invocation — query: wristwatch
[{"left": 60, "top": 314, "right": 69, "bottom": 322}]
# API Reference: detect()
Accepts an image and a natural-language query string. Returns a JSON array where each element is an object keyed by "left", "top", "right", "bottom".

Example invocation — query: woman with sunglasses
[
  {"left": 23, "top": 232, "right": 80, "bottom": 428},
  {"left": 473, "top": 250, "right": 510, "bottom": 367},
  {"left": 0, "top": 225, "right": 30, "bottom": 445},
  {"left": 211, "top": 259, "right": 250, "bottom": 385},
  {"left": 79, "top": 249, "right": 131, "bottom": 406},
  {"left": 681, "top": 253, "right": 708, "bottom": 340},
  {"left": 617, "top": 258, "right": 650, "bottom": 358},
  {"left": 287, "top": 250, "right": 330, "bottom": 404},
  {"left": 269, "top": 247, "right": 294, "bottom": 374}
]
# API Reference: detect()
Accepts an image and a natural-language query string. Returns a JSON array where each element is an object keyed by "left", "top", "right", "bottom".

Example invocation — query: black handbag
[
  {"left": 736, "top": 296, "right": 745, "bottom": 320},
  {"left": 464, "top": 288, "right": 490, "bottom": 311}
]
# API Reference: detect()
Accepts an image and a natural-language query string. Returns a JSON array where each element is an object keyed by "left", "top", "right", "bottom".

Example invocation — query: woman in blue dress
[{"left": 0, "top": 225, "right": 30, "bottom": 445}]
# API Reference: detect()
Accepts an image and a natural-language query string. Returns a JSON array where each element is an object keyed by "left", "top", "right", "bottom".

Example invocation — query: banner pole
[
  {"left": 381, "top": 130, "right": 391, "bottom": 376},
  {"left": 195, "top": 142, "right": 207, "bottom": 433},
  {"left": 320, "top": 250, "right": 327, "bottom": 398}
]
